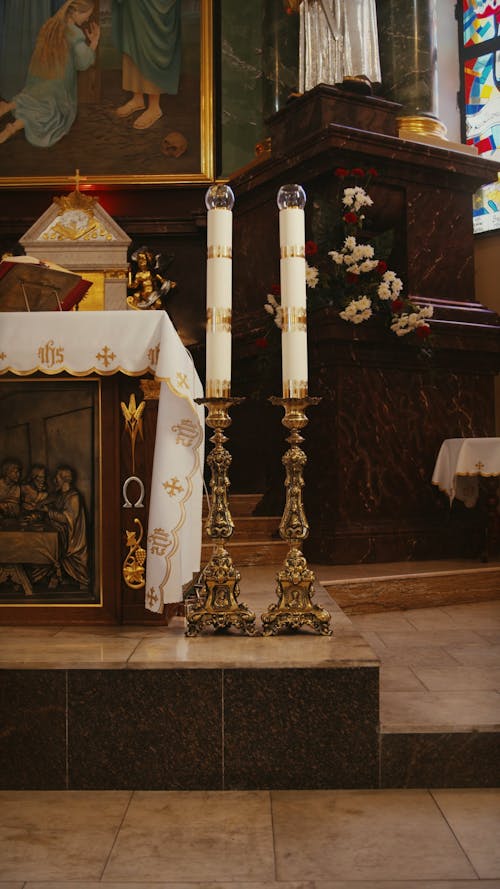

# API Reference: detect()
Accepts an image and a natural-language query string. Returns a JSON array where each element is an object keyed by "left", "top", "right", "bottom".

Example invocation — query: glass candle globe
[
  {"left": 205, "top": 184, "right": 235, "bottom": 211},
  {"left": 277, "top": 183, "right": 306, "bottom": 210}
]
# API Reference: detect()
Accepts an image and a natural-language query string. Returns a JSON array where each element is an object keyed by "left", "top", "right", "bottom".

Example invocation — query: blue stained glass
[{"left": 463, "top": 0, "right": 498, "bottom": 46}]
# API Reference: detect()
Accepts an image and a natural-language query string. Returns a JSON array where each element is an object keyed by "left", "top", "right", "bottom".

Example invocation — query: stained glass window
[{"left": 460, "top": 0, "right": 500, "bottom": 156}]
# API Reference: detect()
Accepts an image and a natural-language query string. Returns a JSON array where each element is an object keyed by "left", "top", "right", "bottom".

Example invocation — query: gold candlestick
[
  {"left": 185, "top": 397, "right": 257, "bottom": 637},
  {"left": 261, "top": 396, "right": 332, "bottom": 636}
]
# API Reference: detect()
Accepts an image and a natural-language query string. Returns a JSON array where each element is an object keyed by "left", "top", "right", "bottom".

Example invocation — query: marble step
[
  {"left": 322, "top": 561, "right": 500, "bottom": 613},
  {"left": 202, "top": 493, "right": 263, "bottom": 517},
  {"left": 202, "top": 515, "right": 281, "bottom": 541},
  {"left": 201, "top": 538, "right": 289, "bottom": 566}
]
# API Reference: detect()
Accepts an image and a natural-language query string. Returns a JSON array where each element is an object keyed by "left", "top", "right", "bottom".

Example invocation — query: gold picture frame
[{"left": 0, "top": 0, "right": 213, "bottom": 187}]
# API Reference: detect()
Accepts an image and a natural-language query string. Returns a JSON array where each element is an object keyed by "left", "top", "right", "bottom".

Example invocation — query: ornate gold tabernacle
[
  {"left": 261, "top": 397, "right": 332, "bottom": 636},
  {"left": 185, "top": 398, "right": 257, "bottom": 637}
]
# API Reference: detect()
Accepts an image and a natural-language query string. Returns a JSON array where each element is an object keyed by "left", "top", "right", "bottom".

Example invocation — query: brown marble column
[{"left": 376, "top": 0, "right": 447, "bottom": 140}]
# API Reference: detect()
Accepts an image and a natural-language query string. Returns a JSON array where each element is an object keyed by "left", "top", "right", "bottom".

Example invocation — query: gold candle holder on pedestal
[
  {"left": 261, "top": 396, "right": 332, "bottom": 636},
  {"left": 185, "top": 397, "right": 257, "bottom": 637}
]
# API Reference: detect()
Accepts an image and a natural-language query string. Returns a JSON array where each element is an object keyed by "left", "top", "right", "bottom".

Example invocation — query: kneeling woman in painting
[{"left": 0, "top": 0, "right": 99, "bottom": 146}]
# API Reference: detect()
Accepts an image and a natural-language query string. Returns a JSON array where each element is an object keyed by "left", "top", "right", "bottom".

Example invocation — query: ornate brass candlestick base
[
  {"left": 261, "top": 396, "right": 332, "bottom": 636},
  {"left": 185, "top": 397, "right": 257, "bottom": 637}
]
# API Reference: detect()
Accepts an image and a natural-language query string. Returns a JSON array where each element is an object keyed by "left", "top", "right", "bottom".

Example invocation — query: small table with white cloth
[{"left": 432, "top": 437, "right": 500, "bottom": 558}]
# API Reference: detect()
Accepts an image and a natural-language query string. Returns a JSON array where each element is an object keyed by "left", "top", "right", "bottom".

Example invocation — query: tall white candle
[
  {"left": 277, "top": 184, "right": 308, "bottom": 399},
  {"left": 205, "top": 184, "right": 234, "bottom": 398}
]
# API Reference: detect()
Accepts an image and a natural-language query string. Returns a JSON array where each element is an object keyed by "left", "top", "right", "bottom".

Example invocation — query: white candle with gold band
[
  {"left": 277, "top": 184, "right": 308, "bottom": 399},
  {"left": 205, "top": 184, "right": 234, "bottom": 398}
]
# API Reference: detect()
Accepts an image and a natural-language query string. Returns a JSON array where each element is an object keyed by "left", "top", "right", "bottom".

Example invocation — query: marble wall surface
[{"left": 227, "top": 92, "right": 500, "bottom": 564}]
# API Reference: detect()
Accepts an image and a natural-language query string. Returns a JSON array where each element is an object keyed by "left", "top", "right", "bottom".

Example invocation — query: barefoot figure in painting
[{"left": 0, "top": 0, "right": 100, "bottom": 146}]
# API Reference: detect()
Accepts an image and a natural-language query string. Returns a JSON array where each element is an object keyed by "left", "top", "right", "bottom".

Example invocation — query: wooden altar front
[
  {"left": 227, "top": 86, "right": 500, "bottom": 565},
  {"left": 0, "top": 312, "right": 204, "bottom": 625}
]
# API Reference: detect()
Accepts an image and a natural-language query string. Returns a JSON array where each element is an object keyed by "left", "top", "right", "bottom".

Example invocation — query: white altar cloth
[
  {"left": 432, "top": 437, "right": 500, "bottom": 507},
  {"left": 0, "top": 311, "right": 204, "bottom": 611}
]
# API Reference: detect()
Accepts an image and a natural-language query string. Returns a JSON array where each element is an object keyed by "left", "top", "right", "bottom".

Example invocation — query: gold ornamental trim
[
  {"left": 140, "top": 378, "right": 161, "bottom": 400},
  {"left": 205, "top": 380, "right": 231, "bottom": 398},
  {"left": 104, "top": 269, "right": 129, "bottom": 279},
  {"left": 207, "top": 245, "right": 232, "bottom": 259},
  {"left": 280, "top": 245, "right": 305, "bottom": 259},
  {"left": 123, "top": 518, "right": 146, "bottom": 589},
  {"left": 397, "top": 115, "right": 448, "bottom": 139},
  {"left": 206, "top": 307, "right": 232, "bottom": 332},
  {"left": 283, "top": 381, "right": 308, "bottom": 399},
  {"left": 281, "top": 307, "right": 307, "bottom": 332}
]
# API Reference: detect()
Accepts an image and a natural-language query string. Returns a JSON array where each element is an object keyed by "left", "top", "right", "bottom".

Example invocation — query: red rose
[
  {"left": 391, "top": 299, "right": 403, "bottom": 313},
  {"left": 377, "top": 260, "right": 388, "bottom": 275},
  {"left": 416, "top": 324, "right": 431, "bottom": 339},
  {"left": 367, "top": 167, "right": 378, "bottom": 177},
  {"left": 343, "top": 211, "right": 358, "bottom": 224},
  {"left": 350, "top": 167, "right": 365, "bottom": 177},
  {"left": 255, "top": 337, "right": 268, "bottom": 349},
  {"left": 334, "top": 167, "right": 350, "bottom": 178},
  {"left": 270, "top": 283, "right": 281, "bottom": 296},
  {"left": 305, "top": 240, "right": 318, "bottom": 256}
]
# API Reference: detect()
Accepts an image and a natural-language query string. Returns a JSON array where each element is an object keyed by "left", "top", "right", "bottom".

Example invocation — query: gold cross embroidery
[
  {"left": 176, "top": 372, "right": 189, "bottom": 389},
  {"left": 146, "top": 587, "right": 159, "bottom": 608},
  {"left": 475, "top": 460, "right": 485, "bottom": 471},
  {"left": 163, "top": 477, "right": 184, "bottom": 497},
  {"left": 96, "top": 345, "right": 116, "bottom": 367}
]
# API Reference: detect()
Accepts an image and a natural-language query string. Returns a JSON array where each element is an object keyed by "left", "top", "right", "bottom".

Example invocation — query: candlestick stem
[
  {"left": 261, "top": 396, "right": 332, "bottom": 636},
  {"left": 185, "top": 397, "right": 257, "bottom": 637}
]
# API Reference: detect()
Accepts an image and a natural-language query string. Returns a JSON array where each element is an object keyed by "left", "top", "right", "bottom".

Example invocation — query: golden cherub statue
[{"left": 127, "top": 246, "right": 176, "bottom": 311}]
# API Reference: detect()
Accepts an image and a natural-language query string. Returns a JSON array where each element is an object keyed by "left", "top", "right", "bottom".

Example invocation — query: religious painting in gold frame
[
  {"left": 0, "top": 377, "right": 103, "bottom": 611},
  {"left": 0, "top": 0, "right": 213, "bottom": 187}
]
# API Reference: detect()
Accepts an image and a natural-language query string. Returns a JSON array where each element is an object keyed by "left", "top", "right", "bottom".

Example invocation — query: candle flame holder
[
  {"left": 261, "top": 396, "right": 332, "bottom": 636},
  {"left": 185, "top": 397, "right": 258, "bottom": 637}
]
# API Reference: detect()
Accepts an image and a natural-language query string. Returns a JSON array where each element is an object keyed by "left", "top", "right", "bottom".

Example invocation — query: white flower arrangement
[{"left": 262, "top": 168, "right": 433, "bottom": 350}]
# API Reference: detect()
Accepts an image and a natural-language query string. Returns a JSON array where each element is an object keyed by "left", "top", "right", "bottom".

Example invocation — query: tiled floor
[
  {"left": 1, "top": 565, "right": 499, "bottom": 884},
  {"left": 0, "top": 787, "right": 499, "bottom": 885},
  {"left": 346, "top": 598, "right": 500, "bottom": 732}
]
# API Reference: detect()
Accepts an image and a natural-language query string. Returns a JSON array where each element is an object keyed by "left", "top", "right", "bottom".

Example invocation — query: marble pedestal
[
  {"left": 1, "top": 572, "right": 499, "bottom": 789},
  {"left": 0, "top": 582, "right": 379, "bottom": 791}
]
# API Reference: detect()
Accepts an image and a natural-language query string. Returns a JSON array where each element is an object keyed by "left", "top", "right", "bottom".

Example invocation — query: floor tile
[
  {"left": 379, "top": 666, "right": 426, "bottom": 691},
  {"left": 373, "top": 646, "right": 459, "bottom": 667},
  {"left": 25, "top": 884, "right": 313, "bottom": 889},
  {"left": 316, "top": 880, "right": 500, "bottom": 889},
  {"left": 403, "top": 608, "right": 474, "bottom": 630},
  {"left": 374, "top": 629, "right": 486, "bottom": 649},
  {"left": 0, "top": 790, "right": 131, "bottom": 828},
  {"left": 442, "top": 601, "right": 500, "bottom": 626},
  {"left": 314, "top": 882, "right": 500, "bottom": 888},
  {"left": 432, "top": 789, "right": 500, "bottom": 879},
  {"left": 271, "top": 789, "right": 476, "bottom": 881},
  {"left": 0, "top": 791, "right": 131, "bottom": 881},
  {"left": 444, "top": 644, "right": 500, "bottom": 666},
  {"left": 0, "top": 828, "right": 118, "bottom": 881},
  {"left": 413, "top": 665, "right": 500, "bottom": 691},
  {"left": 350, "top": 612, "right": 416, "bottom": 630},
  {"left": 475, "top": 629, "right": 500, "bottom": 643},
  {"left": 381, "top": 690, "right": 500, "bottom": 730},
  {"left": 103, "top": 791, "right": 275, "bottom": 882}
]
